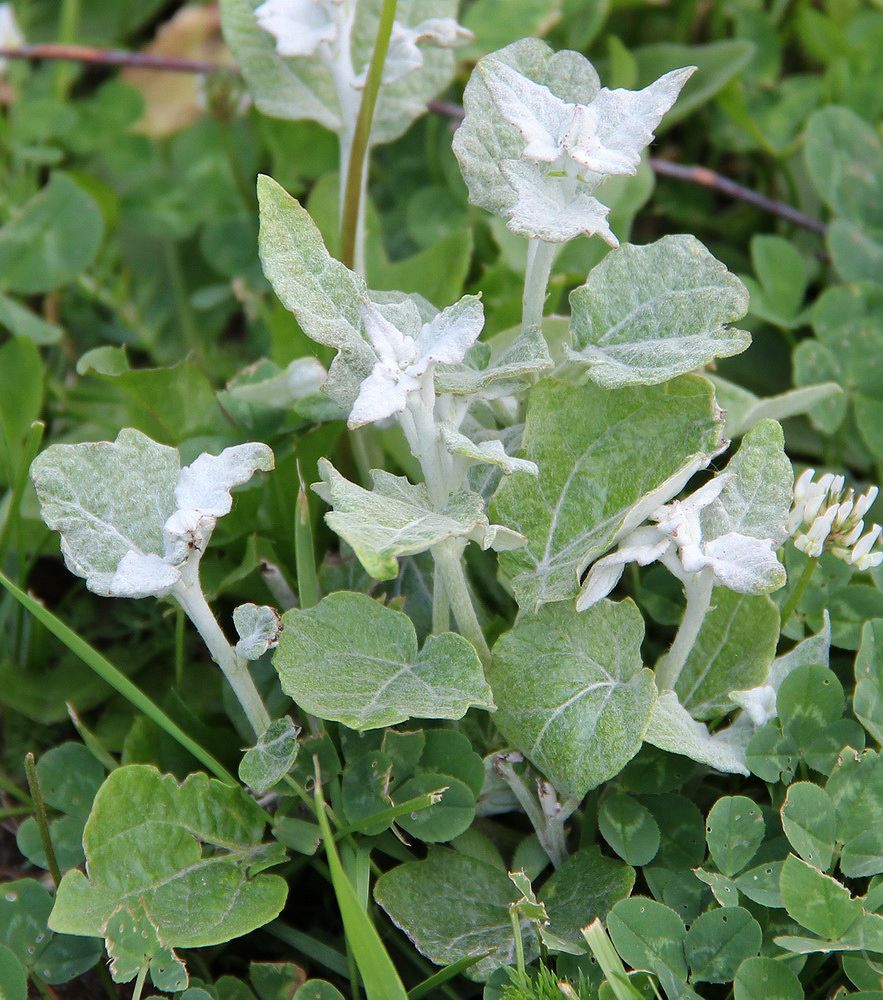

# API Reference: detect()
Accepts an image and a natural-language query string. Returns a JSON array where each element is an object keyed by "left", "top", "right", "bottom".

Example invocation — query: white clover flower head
[
  {"left": 578, "top": 472, "right": 783, "bottom": 611},
  {"left": 789, "top": 469, "right": 882, "bottom": 570},
  {"left": 355, "top": 17, "right": 473, "bottom": 88},
  {"left": 255, "top": 0, "right": 339, "bottom": 58},
  {"left": 480, "top": 59, "right": 695, "bottom": 244},
  {"left": 348, "top": 296, "right": 485, "bottom": 428},
  {"left": 0, "top": 2, "right": 24, "bottom": 72}
]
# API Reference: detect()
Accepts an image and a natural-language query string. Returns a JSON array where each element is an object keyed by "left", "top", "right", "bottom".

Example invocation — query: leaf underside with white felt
[{"left": 491, "top": 375, "right": 724, "bottom": 611}]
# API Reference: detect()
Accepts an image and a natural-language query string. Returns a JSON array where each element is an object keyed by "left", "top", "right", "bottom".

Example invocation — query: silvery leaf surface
[
  {"left": 274, "top": 591, "right": 493, "bottom": 730},
  {"left": 313, "top": 459, "right": 515, "bottom": 580},
  {"left": 257, "top": 176, "right": 375, "bottom": 409},
  {"left": 491, "top": 376, "right": 724, "bottom": 611},
  {"left": 219, "top": 0, "right": 341, "bottom": 129},
  {"left": 435, "top": 324, "right": 553, "bottom": 398},
  {"left": 453, "top": 38, "right": 601, "bottom": 220},
  {"left": 568, "top": 235, "right": 750, "bottom": 388},
  {"left": 489, "top": 598, "right": 656, "bottom": 798},
  {"left": 645, "top": 691, "right": 749, "bottom": 775},
  {"left": 30, "top": 429, "right": 180, "bottom": 598},
  {"left": 234, "top": 603, "right": 283, "bottom": 660}
]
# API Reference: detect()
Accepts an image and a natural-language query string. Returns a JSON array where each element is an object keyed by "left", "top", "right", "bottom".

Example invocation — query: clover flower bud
[{"left": 789, "top": 469, "right": 882, "bottom": 570}]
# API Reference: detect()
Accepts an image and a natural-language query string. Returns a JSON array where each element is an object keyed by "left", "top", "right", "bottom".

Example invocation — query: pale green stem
[
  {"left": 655, "top": 569, "right": 715, "bottom": 692},
  {"left": 25, "top": 752, "right": 61, "bottom": 887},
  {"left": 433, "top": 539, "right": 491, "bottom": 667},
  {"left": 432, "top": 561, "right": 450, "bottom": 633},
  {"left": 494, "top": 755, "right": 572, "bottom": 867},
  {"left": 131, "top": 965, "right": 149, "bottom": 1000},
  {"left": 340, "top": 0, "right": 397, "bottom": 272},
  {"left": 779, "top": 556, "right": 818, "bottom": 629},
  {"left": 521, "top": 238, "right": 557, "bottom": 333},
  {"left": 510, "top": 908, "right": 527, "bottom": 982},
  {"left": 174, "top": 576, "right": 271, "bottom": 738}
]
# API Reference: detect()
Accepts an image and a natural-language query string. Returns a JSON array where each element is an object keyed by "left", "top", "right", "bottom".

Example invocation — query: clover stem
[
  {"left": 655, "top": 568, "right": 715, "bottom": 692},
  {"left": 24, "top": 752, "right": 61, "bottom": 888},
  {"left": 340, "top": 0, "right": 398, "bottom": 273},
  {"left": 174, "top": 579, "right": 271, "bottom": 738},
  {"left": 522, "top": 238, "right": 557, "bottom": 333},
  {"left": 510, "top": 908, "right": 527, "bottom": 982},
  {"left": 779, "top": 556, "right": 818, "bottom": 629},
  {"left": 131, "top": 966, "right": 149, "bottom": 1000}
]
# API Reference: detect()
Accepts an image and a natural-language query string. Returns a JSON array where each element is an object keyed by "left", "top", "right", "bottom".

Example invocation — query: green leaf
[
  {"left": 700, "top": 419, "right": 793, "bottom": 547},
  {"left": 489, "top": 599, "right": 656, "bottom": 798},
  {"left": 0, "top": 879, "right": 101, "bottom": 985},
  {"left": 492, "top": 376, "right": 723, "bottom": 610},
  {"left": 539, "top": 846, "right": 635, "bottom": 950},
  {"left": 684, "top": 907, "right": 761, "bottom": 983},
  {"left": 746, "top": 235, "right": 808, "bottom": 326},
  {"left": 778, "top": 665, "right": 844, "bottom": 746},
  {"left": 826, "top": 749, "right": 883, "bottom": 845},
  {"left": 0, "top": 944, "right": 26, "bottom": 1000},
  {"left": 257, "top": 176, "right": 373, "bottom": 409},
  {"left": 295, "top": 983, "right": 346, "bottom": 1000},
  {"left": 599, "top": 793, "right": 661, "bottom": 866},
  {"left": 804, "top": 106, "right": 883, "bottom": 228},
  {"left": 841, "top": 827, "right": 883, "bottom": 879},
  {"left": 568, "top": 235, "right": 749, "bottom": 388},
  {"left": 779, "top": 854, "right": 863, "bottom": 939},
  {"left": 855, "top": 620, "right": 883, "bottom": 745},
  {"left": 0, "top": 291, "right": 62, "bottom": 344},
  {"left": 30, "top": 428, "right": 179, "bottom": 597},
  {"left": 733, "top": 956, "right": 804, "bottom": 1000},
  {"left": 675, "top": 590, "right": 779, "bottom": 720},
  {"left": 693, "top": 869, "right": 740, "bottom": 908},
  {"left": 274, "top": 592, "right": 493, "bottom": 731},
  {"left": 745, "top": 724, "right": 798, "bottom": 784},
  {"left": 49, "top": 765, "right": 287, "bottom": 948},
  {"left": 828, "top": 219, "right": 883, "bottom": 284},
  {"left": 705, "top": 796, "right": 765, "bottom": 878},
  {"left": 313, "top": 773, "right": 408, "bottom": 1000},
  {"left": 374, "top": 848, "right": 539, "bottom": 982},
  {"left": 607, "top": 896, "right": 688, "bottom": 988},
  {"left": 418, "top": 730, "right": 485, "bottom": 797},
  {"left": 709, "top": 376, "right": 842, "bottom": 440},
  {"left": 0, "top": 335, "right": 43, "bottom": 476},
  {"left": 643, "top": 691, "right": 749, "bottom": 776},
  {"left": 104, "top": 905, "right": 188, "bottom": 991},
  {"left": 239, "top": 717, "right": 300, "bottom": 794},
  {"left": 781, "top": 782, "right": 836, "bottom": 871},
  {"left": 0, "top": 173, "right": 103, "bottom": 294},
  {"left": 632, "top": 40, "right": 755, "bottom": 126},
  {"left": 313, "top": 460, "right": 520, "bottom": 581},
  {"left": 734, "top": 862, "right": 784, "bottom": 909},
  {"left": 393, "top": 773, "right": 475, "bottom": 843}
]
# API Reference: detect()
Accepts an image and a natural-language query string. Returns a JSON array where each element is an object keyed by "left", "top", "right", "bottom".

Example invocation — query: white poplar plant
[{"left": 30, "top": 7, "right": 883, "bottom": 889}]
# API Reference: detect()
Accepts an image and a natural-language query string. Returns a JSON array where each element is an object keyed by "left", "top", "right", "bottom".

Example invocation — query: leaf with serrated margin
[
  {"left": 273, "top": 592, "right": 493, "bottom": 730},
  {"left": 491, "top": 375, "right": 724, "bottom": 611},
  {"left": 48, "top": 765, "right": 287, "bottom": 948},
  {"left": 568, "top": 236, "right": 750, "bottom": 387},
  {"left": 313, "top": 459, "right": 521, "bottom": 581},
  {"left": 257, "top": 176, "right": 374, "bottom": 409},
  {"left": 489, "top": 599, "right": 655, "bottom": 798},
  {"left": 453, "top": 38, "right": 601, "bottom": 221}
]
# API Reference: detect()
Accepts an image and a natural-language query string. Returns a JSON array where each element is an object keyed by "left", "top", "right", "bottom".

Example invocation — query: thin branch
[
  {"left": 426, "top": 99, "right": 827, "bottom": 237},
  {"left": 647, "top": 158, "right": 827, "bottom": 236},
  {"left": 0, "top": 43, "right": 235, "bottom": 74}
]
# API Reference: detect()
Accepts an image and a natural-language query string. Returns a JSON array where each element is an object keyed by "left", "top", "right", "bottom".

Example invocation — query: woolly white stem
[
  {"left": 655, "top": 568, "right": 715, "bottom": 692},
  {"left": 522, "top": 238, "right": 557, "bottom": 333}
]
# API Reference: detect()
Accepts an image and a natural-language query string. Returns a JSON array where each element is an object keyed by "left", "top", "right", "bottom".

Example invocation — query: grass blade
[
  {"left": 0, "top": 570, "right": 237, "bottom": 785},
  {"left": 314, "top": 761, "right": 408, "bottom": 1000},
  {"left": 407, "top": 953, "right": 488, "bottom": 999}
]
